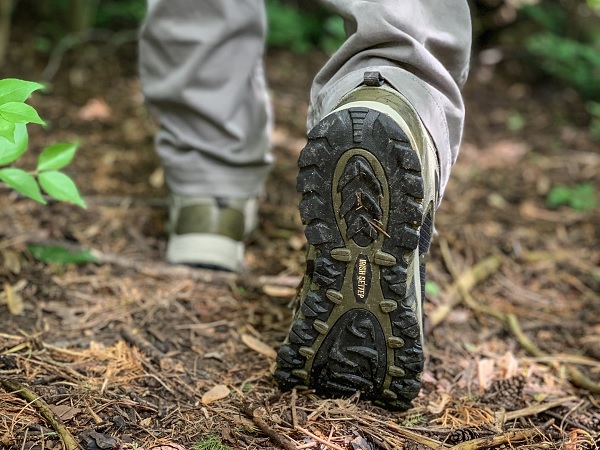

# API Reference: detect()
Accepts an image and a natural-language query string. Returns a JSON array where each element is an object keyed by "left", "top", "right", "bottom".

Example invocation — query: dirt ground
[{"left": 1, "top": 21, "right": 599, "bottom": 450}]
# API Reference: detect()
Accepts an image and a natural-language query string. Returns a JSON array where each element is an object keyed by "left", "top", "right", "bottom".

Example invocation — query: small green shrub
[
  {"left": 586, "top": 101, "right": 600, "bottom": 140},
  {"left": 266, "top": 0, "right": 344, "bottom": 54},
  {"left": 526, "top": 32, "right": 600, "bottom": 99},
  {"left": 546, "top": 183, "right": 597, "bottom": 211},
  {"left": 522, "top": 2, "right": 600, "bottom": 100},
  {"left": 0, "top": 78, "right": 85, "bottom": 208},
  {"left": 194, "top": 435, "right": 233, "bottom": 450}
]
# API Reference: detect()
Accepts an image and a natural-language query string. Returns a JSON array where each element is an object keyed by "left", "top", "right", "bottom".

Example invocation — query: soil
[{"left": 1, "top": 19, "right": 599, "bottom": 450}]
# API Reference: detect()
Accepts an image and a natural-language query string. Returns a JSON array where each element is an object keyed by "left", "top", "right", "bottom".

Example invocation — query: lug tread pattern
[
  {"left": 276, "top": 107, "right": 429, "bottom": 410},
  {"left": 338, "top": 156, "right": 384, "bottom": 246}
]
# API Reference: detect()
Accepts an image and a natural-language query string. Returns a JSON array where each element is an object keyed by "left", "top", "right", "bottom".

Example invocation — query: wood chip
[
  {"left": 49, "top": 405, "right": 82, "bottom": 422},
  {"left": 201, "top": 384, "right": 230, "bottom": 404},
  {"left": 3, "top": 282, "right": 23, "bottom": 315},
  {"left": 263, "top": 284, "right": 297, "bottom": 298},
  {"left": 241, "top": 334, "right": 277, "bottom": 359},
  {"left": 1, "top": 249, "right": 21, "bottom": 274}
]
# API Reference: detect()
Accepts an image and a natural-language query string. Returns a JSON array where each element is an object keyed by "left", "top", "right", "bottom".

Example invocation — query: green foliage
[
  {"left": 0, "top": 78, "right": 85, "bottom": 207},
  {"left": 27, "top": 244, "right": 98, "bottom": 265},
  {"left": 401, "top": 413, "right": 425, "bottom": 427},
  {"left": 522, "top": 2, "right": 600, "bottom": 100},
  {"left": 506, "top": 111, "right": 526, "bottom": 132},
  {"left": 93, "top": 0, "right": 146, "bottom": 28},
  {"left": 266, "top": 0, "right": 344, "bottom": 54},
  {"left": 425, "top": 280, "right": 441, "bottom": 298},
  {"left": 546, "top": 183, "right": 597, "bottom": 211},
  {"left": 586, "top": 101, "right": 600, "bottom": 140},
  {"left": 193, "top": 435, "right": 233, "bottom": 450},
  {"left": 526, "top": 32, "right": 600, "bottom": 99}
]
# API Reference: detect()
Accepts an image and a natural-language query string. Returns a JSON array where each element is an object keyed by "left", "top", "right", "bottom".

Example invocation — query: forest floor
[{"left": 1, "top": 26, "right": 599, "bottom": 450}]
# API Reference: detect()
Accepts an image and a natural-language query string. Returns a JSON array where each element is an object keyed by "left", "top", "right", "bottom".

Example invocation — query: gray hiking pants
[{"left": 139, "top": 0, "right": 472, "bottom": 199}]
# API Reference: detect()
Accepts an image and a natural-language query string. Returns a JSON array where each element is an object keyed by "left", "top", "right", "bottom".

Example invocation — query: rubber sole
[{"left": 274, "top": 107, "right": 428, "bottom": 410}]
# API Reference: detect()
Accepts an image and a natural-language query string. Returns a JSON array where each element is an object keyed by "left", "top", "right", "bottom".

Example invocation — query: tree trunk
[{"left": 68, "top": 0, "right": 99, "bottom": 33}]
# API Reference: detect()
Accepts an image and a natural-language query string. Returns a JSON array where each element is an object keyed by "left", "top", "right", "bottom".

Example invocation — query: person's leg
[
  {"left": 275, "top": 0, "right": 471, "bottom": 409},
  {"left": 309, "top": 0, "right": 471, "bottom": 200},
  {"left": 139, "top": 0, "right": 272, "bottom": 271}
]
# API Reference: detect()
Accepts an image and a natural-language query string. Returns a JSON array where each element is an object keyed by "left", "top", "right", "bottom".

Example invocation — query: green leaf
[
  {"left": 38, "top": 170, "right": 86, "bottom": 208},
  {"left": 0, "top": 123, "right": 28, "bottom": 165},
  {"left": 546, "top": 185, "right": 571, "bottom": 208},
  {"left": 570, "top": 183, "right": 596, "bottom": 211},
  {"left": 0, "top": 102, "right": 45, "bottom": 125},
  {"left": 37, "top": 142, "right": 78, "bottom": 171},
  {"left": 27, "top": 244, "right": 98, "bottom": 265},
  {"left": 0, "top": 167, "right": 46, "bottom": 203},
  {"left": 0, "top": 78, "right": 44, "bottom": 105},
  {"left": 0, "top": 117, "right": 16, "bottom": 143},
  {"left": 425, "top": 280, "right": 441, "bottom": 297}
]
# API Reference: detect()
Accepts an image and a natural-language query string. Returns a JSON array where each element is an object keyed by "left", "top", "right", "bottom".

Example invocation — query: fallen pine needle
[
  {"left": 357, "top": 417, "right": 449, "bottom": 449},
  {"left": 429, "top": 251, "right": 503, "bottom": 328},
  {"left": 295, "top": 426, "right": 346, "bottom": 450},
  {"left": 448, "top": 428, "right": 540, "bottom": 450},
  {"left": 504, "top": 396, "right": 578, "bottom": 422}
]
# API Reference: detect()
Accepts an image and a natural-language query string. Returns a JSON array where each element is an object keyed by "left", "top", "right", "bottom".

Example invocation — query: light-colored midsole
[{"left": 166, "top": 233, "right": 243, "bottom": 272}]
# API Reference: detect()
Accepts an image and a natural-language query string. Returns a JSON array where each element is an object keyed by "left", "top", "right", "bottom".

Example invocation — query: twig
[
  {"left": 119, "top": 327, "right": 165, "bottom": 362},
  {"left": 241, "top": 404, "right": 297, "bottom": 450},
  {"left": 436, "top": 242, "right": 600, "bottom": 396},
  {"left": 357, "top": 417, "right": 448, "bottom": 449},
  {"left": 559, "top": 399, "right": 585, "bottom": 432},
  {"left": 428, "top": 250, "right": 504, "bottom": 329},
  {"left": 291, "top": 389, "right": 299, "bottom": 429},
  {"left": 0, "top": 378, "right": 81, "bottom": 450},
  {"left": 506, "top": 314, "right": 600, "bottom": 394},
  {"left": 447, "top": 428, "right": 540, "bottom": 450},
  {"left": 503, "top": 396, "right": 578, "bottom": 422},
  {"left": 295, "top": 426, "right": 345, "bottom": 450}
]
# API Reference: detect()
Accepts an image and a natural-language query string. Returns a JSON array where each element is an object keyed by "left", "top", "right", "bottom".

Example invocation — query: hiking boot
[
  {"left": 274, "top": 76, "right": 439, "bottom": 410},
  {"left": 166, "top": 195, "right": 258, "bottom": 272}
]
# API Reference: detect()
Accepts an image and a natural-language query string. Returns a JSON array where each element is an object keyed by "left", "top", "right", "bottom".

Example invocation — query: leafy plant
[
  {"left": 522, "top": 2, "right": 600, "bottom": 100},
  {"left": 266, "top": 0, "right": 344, "bottom": 54},
  {"left": 27, "top": 244, "right": 97, "bottom": 264},
  {"left": 546, "top": 183, "right": 597, "bottom": 211},
  {"left": 425, "top": 280, "right": 441, "bottom": 298},
  {"left": 0, "top": 78, "right": 85, "bottom": 208},
  {"left": 194, "top": 435, "right": 233, "bottom": 450},
  {"left": 586, "top": 101, "right": 600, "bottom": 140},
  {"left": 506, "top": 111, "right": 526, "bottom": 132}
]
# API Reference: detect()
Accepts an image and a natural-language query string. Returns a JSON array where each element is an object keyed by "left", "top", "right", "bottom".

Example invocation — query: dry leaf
[
  {"left": 79, "top": 97, "right": 111, "bottom": 122},
  {"left": 140, "top": 417, "right": 152, "bottom": 427},
  {"left": 50, "top": 404, "right": 81, "bottom": 421},
  {"left": 262, "top": 284, "right": 296, "bottom": 298},
  {"left": 498, "top": 352, "right": 519, "bottom": 379},
  {"left": 478, "top": 358, "right": 496, "bottom": 393},
  {"left": 202, "top": 384, "right": 230, "bottom": 404},
  {"left": 427, "top": 392, "right": 452, "bottom": 414},
  {"left": 4, "top": 282, "right": 23, "bottom": 315},
  {"left": 2, "top": 249, "right": 21, "bottom": 274},
  {"left": 149, "top": 166, "right": 164, "bottom": 188},
  {"left": 241, "top": 334, "right": 277, "bottom": 359}
]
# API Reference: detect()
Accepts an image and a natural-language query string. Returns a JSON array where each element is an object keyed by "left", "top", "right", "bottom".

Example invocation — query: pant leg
[
  {"left": 139, "top": 0, "right": 272, "bottom": 198},
  {"left": 310, "top": 0, "right": 472, "bottom": 199}
]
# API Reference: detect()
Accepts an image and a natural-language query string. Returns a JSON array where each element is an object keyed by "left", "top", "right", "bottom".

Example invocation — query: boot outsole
[{"left": 275, "top": 107, "right": 428, "bottom": 410}]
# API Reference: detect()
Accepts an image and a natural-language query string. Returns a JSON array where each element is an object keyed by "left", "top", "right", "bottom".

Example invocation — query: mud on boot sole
[{"left": 275, "top": 107, "right": 427, "bottom": 411}]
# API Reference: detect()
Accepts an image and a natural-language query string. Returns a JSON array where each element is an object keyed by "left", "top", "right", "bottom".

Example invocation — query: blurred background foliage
[{"left": 2, "top": 0, "right": 599, "bottom": 104}]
